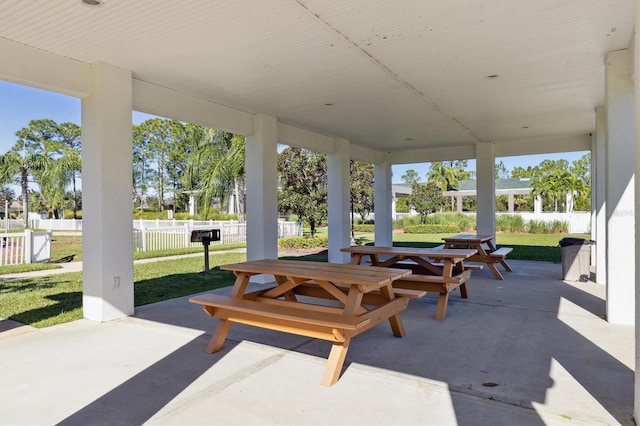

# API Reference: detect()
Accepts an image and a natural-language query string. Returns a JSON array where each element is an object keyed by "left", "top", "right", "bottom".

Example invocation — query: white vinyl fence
[
  {"left": 132, "top": 220, "right": 302, "bottom": 252},
  {"left": 0, "top": 219, "right": 26, "bottom": 232},
  {"left": 0, "top": 230, "right": 52, "bottom": 266},
  {"left": 30, "top": 218, "right": 82, "bottom": 231}
]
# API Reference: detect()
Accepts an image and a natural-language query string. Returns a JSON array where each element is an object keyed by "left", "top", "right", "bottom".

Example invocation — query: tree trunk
[
  {"left": 72, "top": 174, "right": 78, "bottom": 219},
  {"left": 21, "top": 166, "right": 28, "bottom": 228}
]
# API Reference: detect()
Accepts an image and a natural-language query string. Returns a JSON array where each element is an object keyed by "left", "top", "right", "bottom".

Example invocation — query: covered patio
[
  {"left": 0, "top": 0, "right": 638, "bottom": 422},
  {"left": 1, "top": 260, "right": 635, "bottom": 424}
]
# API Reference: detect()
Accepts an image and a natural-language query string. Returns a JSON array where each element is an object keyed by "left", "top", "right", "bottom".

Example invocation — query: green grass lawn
[
  {"left": 1, "top": 230, "right": 589, "bottom": 328},
  {"left": 355, "top": 232, "right": 589, "bottom": 263},
  {"left": 0, "top": 252, "right": 247, "bottom": 328}
]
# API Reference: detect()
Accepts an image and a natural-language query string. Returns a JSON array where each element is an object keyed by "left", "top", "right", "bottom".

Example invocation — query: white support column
[
  {"left": 391, "top": 192, "right": 397, "bottom": 221},
  {"left": 476, "top": 143, "right": 496, "bottom": 242},
  {"left": 633, "top": 8, "right": 640, "bottom": 420},
  {"left": 605, "top": 49, "right": 635, "bottom": 325},
  {"left": 457, "top": 195, "right": 463, "bottom": 212},
  {"left": 534, "top": 195, "right": 543, "bottom": 213},
  {"left": 565, "top": 192, "right": 573, "bottom": 213},
  {"left": 81, "top": 62, "right": 134, "bottom": 322},
  {"left": 327, "top": 139, "right": 351, "bottom": 263},
  {"left": 594, "top": 106, "right": 606, "bottom": 283},
  {"left": 508, "top": 194, "right": 515, "bottom": 213},
  {"left": 374, "top": 162, "right": 393, "bottom": 246},
  {"left": 246, "top": 114, "right": 278, "bottom": 263}
]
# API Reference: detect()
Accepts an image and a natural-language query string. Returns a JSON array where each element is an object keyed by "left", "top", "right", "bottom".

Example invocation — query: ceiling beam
[
  {"left": 132, "top": 79, "right": 253, "bottom": 136},
  {"left": 0, "top": 38, "right": 89, "bottom": 98}
]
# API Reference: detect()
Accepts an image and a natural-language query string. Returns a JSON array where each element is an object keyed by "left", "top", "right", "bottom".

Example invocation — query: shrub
[
  {"left": 496, "top": 215, "right": 526, "bottom": 232},
  {"left": 393, "top": 216, "right": 422, "bottom": 229},
  {"left": 278, "top": 236, "right": 328, "bottom": 249},
  {"left": 354, "top": 224, "right": 374, "bottom": 232},
  {"left": 527, "top": 220, "right": 568, "bottom": 234},
  {"left": 423, "top": 213, "right": 475, "bottom": 230},
  {"left": 395, "top": 213, "right": 474, "bottom": 231},
  {"left": 63, "top": 210, "right": 82, "bottom": 219},
  {"left": 404, "top": 224, "right": 460, "bottom": 234}
]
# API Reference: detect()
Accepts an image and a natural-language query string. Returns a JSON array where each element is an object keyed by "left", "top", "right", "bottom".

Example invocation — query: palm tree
[
  {"left": 190, "top": 129, "right": 246, "bottom": 219},
  {"left": 0, "top": 143, "right": 49, "bottom": 227},
  {"left": 55, "top": 122, "right": 82, "bottom": 218},
  {"left": 428, "top": 162, "right": 459, "bottom": 211},
  {"left": 427, "top": 162, "right": 458, "bottom": 192}
]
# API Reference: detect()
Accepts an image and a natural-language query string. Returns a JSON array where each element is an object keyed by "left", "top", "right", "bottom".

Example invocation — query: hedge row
[
  {"left": 403, "top": 224, "right": 461, "bottom": 234},
  {"left": 278, "top": 236, "right": 329, "bottom": 249},
  {"left": 354, "top": 224, "right": 375, "bottom": 232}
]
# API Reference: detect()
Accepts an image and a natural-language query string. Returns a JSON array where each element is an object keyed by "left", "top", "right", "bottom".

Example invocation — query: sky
[{"left": 1, "top": 80, "right": 587, "bottom": 184}]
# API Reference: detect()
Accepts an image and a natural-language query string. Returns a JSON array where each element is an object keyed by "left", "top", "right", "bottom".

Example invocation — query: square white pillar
[
  {"left": 374, "top": 162, "right": 393, "bottom": 246},
  {"left": 593, "top": 106, "right": 606, "bottom": 283},
  {"left": 633, "top": 8, "right": 640, "bottom": 421},
  {"left": 81, "top": 62, "right": 134, "bottom": 321},
  {"left": 327, "top": 139, "right": 351, "bottom": 263},
  {"left": 246, "top": 114, "right": 278, "bottom": 262},
  {"left": 605, "top": 49, "right": 635, "bottom": 325},
  {"left": 476, "top": 143, "right": 496, "bottom": 242}
]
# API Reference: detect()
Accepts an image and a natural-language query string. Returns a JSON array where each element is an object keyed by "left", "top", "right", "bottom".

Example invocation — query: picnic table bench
[
  {"left": 340, "top": 245, "right": 477, "bottom": 320},
  {"left": 190, "top": 258, "right": 412, "bottom": 386},
  {"left": 441, "top": 234, "right": 513, "bottom": 280}
]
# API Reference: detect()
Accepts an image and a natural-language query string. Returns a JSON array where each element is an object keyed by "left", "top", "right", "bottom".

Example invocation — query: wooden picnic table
[
  {"left": 189, "top": 258, "right": 413, "bottom": 386},
  {"left": 341, "top": 245, "right": 477, "bottom": 320},
  {"left": 441, "top": 234, "right": 513, "bottom": 280}
]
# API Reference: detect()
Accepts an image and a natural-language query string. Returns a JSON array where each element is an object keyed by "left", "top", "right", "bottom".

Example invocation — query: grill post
[{"left": 190, "top": 229, "right": 221, "bottom": 274}]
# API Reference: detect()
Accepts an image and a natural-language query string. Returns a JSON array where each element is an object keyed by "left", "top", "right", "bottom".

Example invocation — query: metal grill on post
[{"left": 190, "top": 229, "right": 221, "bottom": 273}]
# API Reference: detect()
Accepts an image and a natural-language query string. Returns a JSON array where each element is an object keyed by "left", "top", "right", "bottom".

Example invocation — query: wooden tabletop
[
  {"left": 442, "top": 234, "right": 493, "bottom": 243},
  {"left": 341, "top": 245, "right": 477, "bottom": 261},
  {"left": 220, "top": 258, "right": 412, "bottom": 290}
]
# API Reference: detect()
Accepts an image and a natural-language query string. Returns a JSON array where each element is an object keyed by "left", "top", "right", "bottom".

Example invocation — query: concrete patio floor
[{"left": 0, "top": 259, "right": 635, "bottom": 425}]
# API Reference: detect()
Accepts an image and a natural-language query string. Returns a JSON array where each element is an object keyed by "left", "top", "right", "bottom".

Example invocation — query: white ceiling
[{"left": 0, "top": 0, "right": 635, "bottom": 154}]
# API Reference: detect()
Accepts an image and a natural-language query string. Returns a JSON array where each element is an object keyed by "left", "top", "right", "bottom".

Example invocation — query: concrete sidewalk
[
  {"left": 0, "top": 259, "right": 635, "bottom": 425},
  {"left": 0, "top": 248, "right": 248, "bottom": 280}
]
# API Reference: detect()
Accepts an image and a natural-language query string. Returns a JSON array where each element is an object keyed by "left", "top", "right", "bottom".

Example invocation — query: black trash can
[{"left": 559, "top": 238, "right": 595, "bottom": 282}]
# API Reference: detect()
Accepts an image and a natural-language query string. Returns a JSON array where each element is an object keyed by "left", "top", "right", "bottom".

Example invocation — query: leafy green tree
[
  {"left": 428, "top": 161, "right": 471, "bottom": 211},
  {"left": 407, "top": 181, "right": 445, "bottom": 223},
  {"left": 395, "top": 196, "right": 409, "bottom": 213},
  {"left": 495, "top": 160, "right": 509, "bottom": 179},
  {"left": 0, "top": 119, "right": 60, "bottom": 226},
  {"left": 350, "top": 161, "right": 374, "bottom": 222},
  {"left": 163, "top": 121, "right": 189, "bottom": 211},
  {"left": 509, "top": 166, "right": 534, "bottom": 210},
  {"left": 570, "top": 153, "right": 591, "bottom": 211},
  {"left": 134, "top": 118, "right": 186, "bottom": 212},
  {"left": 428, "top": 162, "right": 458, "bottom": 192},
  {"left": 132, "top": 123, "right": 156, "bottom": 210},
  {"left": 530, "top": 159, "right": 572, "bottom": 212},
  {"left": 401, "top": 169, "right": 420, "bottom": 185},
  {"left": 196, "top": 129, "right": 246, "bottom": 220},
  {"left": 277, "top": 147, "right": 327, "bottom": 236},
  {"left": 511, "top": 166, "right": 534, "bottom": 178},
  {"left": 0, "top": 187, "right": 15, "bottom": 203},
  {"left": 48, "top": 122, "right": 81, "bottom": 218}
]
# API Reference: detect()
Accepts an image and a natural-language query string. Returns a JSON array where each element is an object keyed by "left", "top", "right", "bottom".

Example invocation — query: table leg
[
  {"left": 321, "top": 339, "right": 351, "bottom": 386},
  {"left": 379, "top": 284, "right": 405, "bottom": 337},
  {"left": 205, "top": 272, "right": 251, "bottom": 353},
  {"left": 206, "top": 319, "right": 232, "bottom": 353},
  {"left": 487, "top": 263, "right": 505, "bottom": 280},
  {"left": 485, "top": 240, "right": 513, "bottom": 273},
  {"left": 435, "top": 292, "right": 450, "bottom": 320},
  {"left": 500, "top": 259, "right": 513, "bottom": 272}
]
